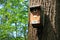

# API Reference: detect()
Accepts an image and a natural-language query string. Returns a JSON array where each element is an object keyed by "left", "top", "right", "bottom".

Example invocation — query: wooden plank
[{"left": 29, "top": 0, "right": 41, "bottom": 7}]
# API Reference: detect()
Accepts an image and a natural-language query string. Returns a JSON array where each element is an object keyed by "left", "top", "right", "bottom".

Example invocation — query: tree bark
[{"left": 28, "top": 0, "right": 59, "bottom": 40}]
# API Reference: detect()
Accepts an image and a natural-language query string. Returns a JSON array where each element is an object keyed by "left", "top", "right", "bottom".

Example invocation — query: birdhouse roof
[{"left": 29, "top": 5, "right": 40, "bottom": 8}]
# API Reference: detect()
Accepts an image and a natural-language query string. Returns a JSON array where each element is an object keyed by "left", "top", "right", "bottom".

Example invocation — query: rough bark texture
[{"left": 28, "top": 0, "right": 59, "bottom": 40}]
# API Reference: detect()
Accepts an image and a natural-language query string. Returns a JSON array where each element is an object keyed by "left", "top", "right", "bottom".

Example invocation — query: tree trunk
[{"left": 28, "top": 0, "right": 59, "bottom": 40}]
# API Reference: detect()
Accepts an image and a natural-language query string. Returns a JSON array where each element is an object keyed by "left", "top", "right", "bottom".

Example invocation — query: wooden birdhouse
[{"left": 30, "top": 6, "right": 41, "bottom": 25}]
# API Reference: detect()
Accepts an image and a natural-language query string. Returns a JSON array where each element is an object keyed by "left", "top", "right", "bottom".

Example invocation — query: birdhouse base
[{"left": 31, "top": 20, "right": 40, "bottom": 24}]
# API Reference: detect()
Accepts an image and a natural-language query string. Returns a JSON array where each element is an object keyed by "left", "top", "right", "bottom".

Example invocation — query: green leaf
[{"left": 20, "top": 0, "right": 24, "bottom": 2}]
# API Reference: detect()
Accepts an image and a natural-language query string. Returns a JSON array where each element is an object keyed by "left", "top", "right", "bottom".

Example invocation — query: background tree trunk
[{"left": 28, "top": 0, "right": 59, "bottom": 40}]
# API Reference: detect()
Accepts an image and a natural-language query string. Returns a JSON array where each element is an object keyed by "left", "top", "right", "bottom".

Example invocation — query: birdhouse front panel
[
  {"left": 30, "top": 7, "right": 41, "bottom": 24},
  {"left": 29, "top": 0, "right": 41, "bottom": 7}
]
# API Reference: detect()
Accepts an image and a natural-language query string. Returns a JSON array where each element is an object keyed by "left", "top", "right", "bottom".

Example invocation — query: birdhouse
[
  {"left": 29, "top": 0, "right": 41, "bottom": 26},
  {"left": 30, "top": 6, "right": 41, "bottom": 25}
]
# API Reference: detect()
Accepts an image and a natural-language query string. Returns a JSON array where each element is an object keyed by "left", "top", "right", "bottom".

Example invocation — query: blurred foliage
[{"left": 0, "top": 0, "right": 28, "bottom": 40}]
